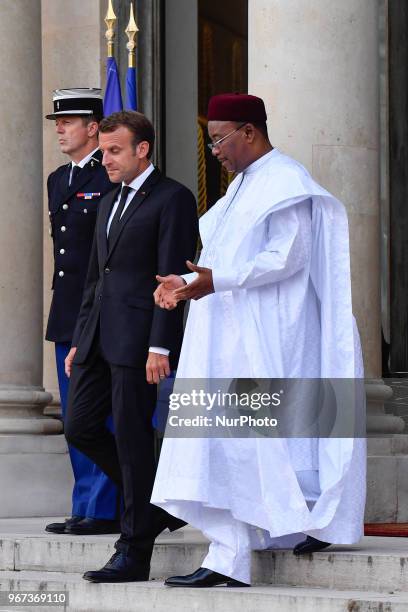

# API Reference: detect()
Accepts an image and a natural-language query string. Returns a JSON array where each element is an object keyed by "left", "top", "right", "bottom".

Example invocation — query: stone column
[
  {"left": 249, "top": 0, "right": 381, "bottom": 374},
  {"left": 248, "top": 0, "right": 406, "bottom": 520},
  {"left": 0, "top": 0, "right": 58, "bottom": 435},
  {"left": 0, "top": 0, "right": 76, "bottom": 518}
]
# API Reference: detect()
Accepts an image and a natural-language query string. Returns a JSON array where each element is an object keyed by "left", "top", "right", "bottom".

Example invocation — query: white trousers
[{"left": 201, "top": 469, "right": 321, "bottom": 584}]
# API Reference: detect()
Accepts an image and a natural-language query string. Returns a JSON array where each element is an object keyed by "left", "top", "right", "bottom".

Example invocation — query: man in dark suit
[
  {"left": 64, "top": 110, "right": 198, "bottom": 583},
  {"left": 45, "top": 89, "right": 119, "bottom": 536}
]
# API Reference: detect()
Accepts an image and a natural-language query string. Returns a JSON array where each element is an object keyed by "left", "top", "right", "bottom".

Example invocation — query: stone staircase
[{"left": 0, "top": 518, "right": 407, "bottom": 611}]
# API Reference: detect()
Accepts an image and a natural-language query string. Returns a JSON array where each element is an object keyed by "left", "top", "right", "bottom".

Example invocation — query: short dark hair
[
  {"left": 99, "top": 111, "right": 155, "bottom": 159},
  {"left": 81, "top": 114, "right": 103, "bottom": 126}
]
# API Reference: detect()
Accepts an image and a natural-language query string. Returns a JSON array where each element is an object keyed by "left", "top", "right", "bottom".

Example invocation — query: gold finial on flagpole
[
  {"left": 125, "top": 2, "right": 139, "bottom": 68},
  {"left": 105, "top": 0, "right": 117, "bottom": 58}
]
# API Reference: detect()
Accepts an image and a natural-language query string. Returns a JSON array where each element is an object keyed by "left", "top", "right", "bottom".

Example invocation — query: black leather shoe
[
  {"left": 83, "top": 552, "right": 150, "bottom": 583},
  {"left": 164, "top": 567, "right": 250, "bottom": 588},
  {"left": 45, "top": 516, "right": 83, "bottom": 534},
  {"left": 65, "top": 517, "right": 121, "bottom": 535},
  {"left": 293, "top": 536, "right": 331, "bottom": 555}
]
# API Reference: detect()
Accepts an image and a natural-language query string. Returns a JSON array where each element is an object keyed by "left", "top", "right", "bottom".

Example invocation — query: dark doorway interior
[
  {"left": 198, "top": 0, "right": 248, "bottom": 212},
  {"left": 389, "top": 1, "right": 408, "bottom": 374}
]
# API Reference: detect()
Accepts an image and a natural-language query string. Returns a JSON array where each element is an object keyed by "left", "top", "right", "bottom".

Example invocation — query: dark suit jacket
[
  {"left": 72, "top": 168, "right": 198, "bottom": 369},
  {"left": 46, "top": 149, "right": 115, "bottom": 342}
]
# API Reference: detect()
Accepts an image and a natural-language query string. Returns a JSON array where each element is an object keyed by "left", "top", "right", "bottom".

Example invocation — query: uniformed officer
[{"left": 44, "top": 88, "right": 119, "bottom": 535}]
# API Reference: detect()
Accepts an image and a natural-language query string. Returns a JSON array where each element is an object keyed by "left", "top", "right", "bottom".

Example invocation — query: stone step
[
  {"left": 0, "top": 437, "right": 71, "bottom": 519},
  {"left": 0, "top": 570, "right": 407, "bottom": 612},
  {"left": 0, "top": 525, "right": 408, "bottom": 593}
]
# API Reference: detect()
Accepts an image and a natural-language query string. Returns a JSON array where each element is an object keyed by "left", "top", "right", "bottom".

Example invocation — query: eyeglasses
[{"left": 207, "top": 123, "right": 247, "bottom": 151}]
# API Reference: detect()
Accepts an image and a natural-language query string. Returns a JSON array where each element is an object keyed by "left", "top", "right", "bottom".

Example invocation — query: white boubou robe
[{"left": 151, "top": 148, "right": 366, "bottom": 581}]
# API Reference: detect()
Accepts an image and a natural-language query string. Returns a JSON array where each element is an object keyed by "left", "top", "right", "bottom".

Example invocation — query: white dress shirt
[
  {"left": 69, "top": 147, "right": 100, "bottom": 185},
  {"left": 106, "top": 163, "right": 155, "bottom": 235},
  {"left": 106, "top": 163, "right": 169, "bottom": 357}
]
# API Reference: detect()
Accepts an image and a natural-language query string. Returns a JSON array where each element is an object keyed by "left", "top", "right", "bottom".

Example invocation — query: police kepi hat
[
  {"left": 207, "top": 93, "right": 267, "bottom": 122},
  {"left": 45, "top": 88, "right": 103, "bottom": 120}
]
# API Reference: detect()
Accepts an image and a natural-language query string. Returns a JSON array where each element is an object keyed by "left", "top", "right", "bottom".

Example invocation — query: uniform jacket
[
  {"left": 46, "top": 149, "right": 115, "bottom": 342},
  {"left": 72, "top": 168, "right": 199, "bottom": 370}
]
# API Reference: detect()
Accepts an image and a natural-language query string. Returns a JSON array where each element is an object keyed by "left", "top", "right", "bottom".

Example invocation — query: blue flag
[
  {"left": 125, "top": 66, "right": 138, "bottom": 110},
  {"left": 104, "top": 56, "right": 123, "bottom": 116}
]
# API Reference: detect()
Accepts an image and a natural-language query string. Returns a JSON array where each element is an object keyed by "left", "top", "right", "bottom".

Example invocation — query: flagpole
[
  {"left": 104, "top": 0, "right": 117, "bottom": 57},
  {"left": 125, "top": 2, "right": 139, "bottom": 111},
  {"left": 126, "top": 2, "right": 139, "bottom": 69},
  {"left": 103, "top": 0, "right": 123, "bottom": 115}
]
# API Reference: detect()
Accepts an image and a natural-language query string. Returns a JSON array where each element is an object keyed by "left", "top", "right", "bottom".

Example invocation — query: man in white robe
[{"left": 151, "top": 93, "right": 366, "bottom": 587}]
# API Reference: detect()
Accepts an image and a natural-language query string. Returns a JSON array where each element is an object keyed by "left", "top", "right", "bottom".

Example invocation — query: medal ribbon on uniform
[{"left": 76, "top": 192, "right": 101, "bottom": 200}]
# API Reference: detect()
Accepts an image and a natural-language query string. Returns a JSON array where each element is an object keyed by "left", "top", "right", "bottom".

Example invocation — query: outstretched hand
[
  {"left": 154, "top": 261, "right": 214, "bottom": 310},
  {"left": 173, "top": 261, "right": 214, "bottom": 301},
  {"left": 154, "top": 274, "right": 185, "bottom": 310}
]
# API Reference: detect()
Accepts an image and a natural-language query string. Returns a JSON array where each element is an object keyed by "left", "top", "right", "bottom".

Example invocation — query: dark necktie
[
  {"left": 69, "top": 165, "right": 81, "bottom": 186},
  {"left": 107, "top": 185, "right": 132, "bottom": 249}
]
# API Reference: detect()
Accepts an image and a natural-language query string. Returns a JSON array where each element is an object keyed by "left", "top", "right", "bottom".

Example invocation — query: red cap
[{"left": 207, "top": 93, "right": 267, "bottom": 122}]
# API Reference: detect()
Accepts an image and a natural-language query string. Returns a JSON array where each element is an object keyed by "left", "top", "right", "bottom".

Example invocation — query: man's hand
[
  {"left": 65, "top": 347, "right": 77, "bottom": 378},
  {"left": 173, "top": 261, "right": 214, "bottom": 301},
  {"left": 154, "top": 274, "right": 186, "bottom": 310},
  {"left": 146, "top": 351, "right": 171, "bottom": 384}
]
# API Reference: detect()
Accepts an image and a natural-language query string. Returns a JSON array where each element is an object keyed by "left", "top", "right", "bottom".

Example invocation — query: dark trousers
[
  {"left": 55, "top": 342, "right": 119, "bottom": 520},
  {"left": 65, "top": 338, "right": 174, "bottom": 561}
]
